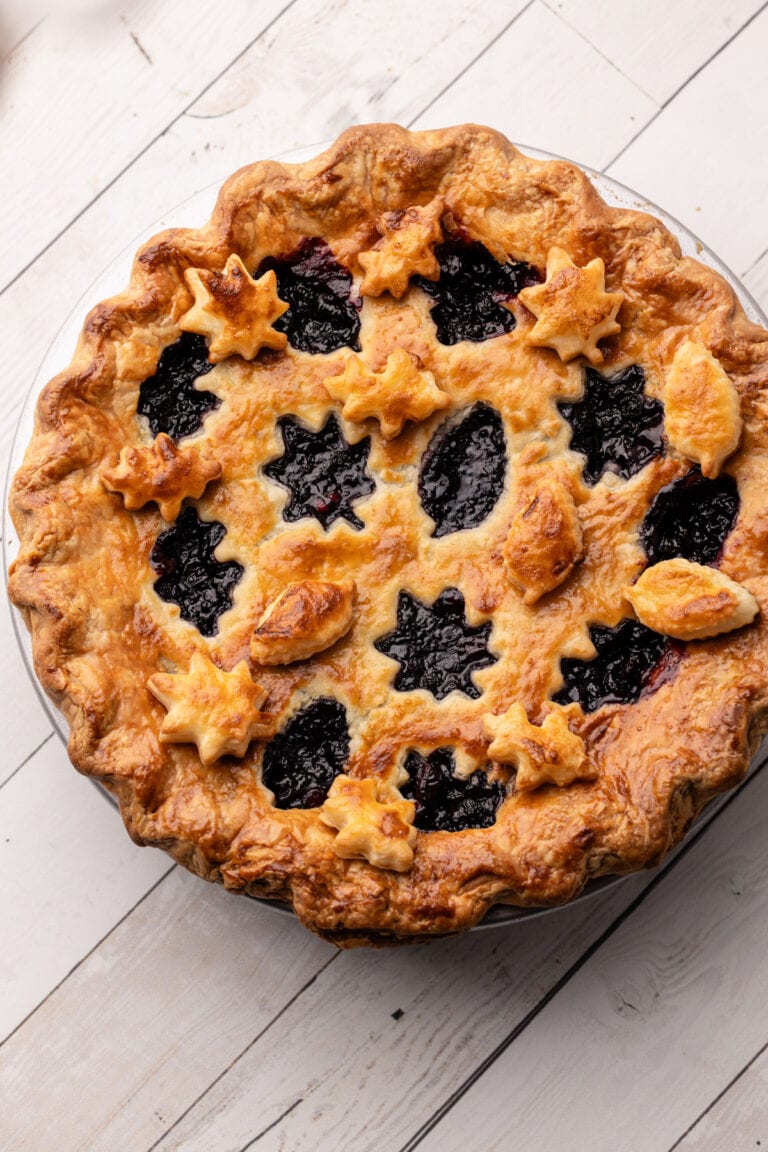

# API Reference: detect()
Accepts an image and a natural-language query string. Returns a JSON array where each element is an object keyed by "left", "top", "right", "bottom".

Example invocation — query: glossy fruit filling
[
  {"left": 374, "top": 587, "right": 496, "bottom": 700},
  {"left": 261, "top": 697, "right": 350, "bottom": 808},
  {"left": 400, "top": 747, "right": 506, "bottom": 831},
  {"left": 256, "top": 238, "right": 361, "bottom": 354},
  {"left": 553, "top": 618, "right": 678, "bottom": 712},
  {"left": 418, "top": 402, "right": 507, "bottom": 537},
  {"left": 640, "top": 468, "right": 739, "bottom": 566},
  {"left": 138, "top": 332, "right": 219, "bottom": 441},
  {"left": 150, "top": 506, "right": 243, "bottom": 636}
]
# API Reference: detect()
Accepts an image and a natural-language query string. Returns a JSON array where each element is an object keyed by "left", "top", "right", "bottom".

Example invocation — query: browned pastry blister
[{"left": 9, "top": 124, "right": 768, "bottom": 946}]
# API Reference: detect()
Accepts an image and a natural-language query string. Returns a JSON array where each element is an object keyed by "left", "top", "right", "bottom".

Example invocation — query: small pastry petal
[
  {"left": 179, "top": 254, "right": 289, "bottom": 362},
  {"left": 359, "top": 200, "right": 443, "bottom": 298},
  {"left": 148, "top": 653, "right": 272, "bottom": 765},
  {"left": 250, "top": 579, "right": 355, "bottom": 665},
  {"left": 663, "top": 339, "right": 742, "bottom": 478},
  {"left": 324, "top": 349, "right": 450, "bottom": 439},
  {"left": 518, "top": 246, "right": 623, "bottom": 365},
  {"left": 624, "top": 559, "right": 758, "bottom": 641},
  {"left": 319, "top": 775, "right": 417, "bottom": 872},
  {"left": 503, "top": 468, "right": 584, "bottom": 604},
  {"left": 101, "top": 433, "right": 222, "bottom": 521},
  {"left": 483, "top": 703, "right": 593, "bottom": 792}
]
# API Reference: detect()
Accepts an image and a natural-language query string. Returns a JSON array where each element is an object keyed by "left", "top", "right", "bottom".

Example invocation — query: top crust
[{"left": 9, "top": 123, "right": 768, "bottom": 945}]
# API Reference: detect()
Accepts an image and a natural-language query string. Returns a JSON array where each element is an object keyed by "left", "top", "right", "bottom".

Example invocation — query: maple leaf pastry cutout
[
  {"left": 319, "top": 775, "right": 418, "bottom": 871},
  {"left": 324, "top": 349, "right": 450, "bottom": 440},
  {"left": 358, "top": 200, "right": 443, "bottom": 298},
  {"left": 148, "top": 652, "right": 273, "bottom": 765},
  {"left": 100, "top": 432, "right": 222, "bottom": 521},
  {"left": 518, "top": 246, "right": 623, "bottom": 365},
  {"left": 483, "top": 702, "right": 594, "bottom": 792},
  {"left": 179, "top": 253, "right": 289, "bottom": 362}
]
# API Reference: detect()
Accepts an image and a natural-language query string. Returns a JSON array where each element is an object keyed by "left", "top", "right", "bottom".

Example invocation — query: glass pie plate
[{"left": 5, "top": 141, "right": 768, "bottom": 929}]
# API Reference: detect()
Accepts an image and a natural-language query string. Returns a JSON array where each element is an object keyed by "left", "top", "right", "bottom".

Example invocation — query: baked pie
[{"left": 9, "top": 124, "right": 768, "bottom": 945}]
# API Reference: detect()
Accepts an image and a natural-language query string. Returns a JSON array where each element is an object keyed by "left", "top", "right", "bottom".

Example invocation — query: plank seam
[
  {"left": 0, "top": 728, "right": 54, "bottom": 792},
  {"left": 239, "top": 1097, "right": 303, "bottom": 1151},
  {"left": 667, "top": 1034, "right": 768, "bottom": 1151},
  {"left": 0, "top": 0, "right": 301, "bottom": 302},
  {"left": 2, "top": 16, "right": 45, "bottom": 62},
  {"left": 396, "top": 757, "right": 768, "bottom": 1152}
]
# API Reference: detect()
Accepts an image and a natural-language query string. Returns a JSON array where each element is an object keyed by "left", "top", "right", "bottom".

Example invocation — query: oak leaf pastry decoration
[
  {"left": 179, "top": 254, "right": 289, "bottom": 362},
  {"left": 624, "top": 558, "right": 758, "bottom": 641},
  {"left": 324, "top": 348, "right": 450, "bottom": 440},
  {"left": 358, "top": 200, "right": 443, "bottom": 298},
  {"left": 250, "top": 579, "right": 356, "bottom": 665},
  {"left": 663, "top": 339, "right": 742, "bottom": 478},
  {"left": 148, "top": 652, "right": 273, "bottom": 765},
  {"left": 502, "top": 463, "right": 584, "bottom": 604},
  {"left": 319, "top": 775, "right": 417, "bottom": 871},
  {"left": 483, "top": 702, "right": 593, "bottom": 792},
  {"left": 100, "top": 432, "right": 222, "bottom": 521},
  {"left": 518, "top": 246, "right": 623, "bottom": 365}
]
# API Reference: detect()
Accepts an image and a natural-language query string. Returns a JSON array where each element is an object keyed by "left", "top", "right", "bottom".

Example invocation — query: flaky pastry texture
[{"left": 9, "top": 124, "right": 768, "bottom": 946}]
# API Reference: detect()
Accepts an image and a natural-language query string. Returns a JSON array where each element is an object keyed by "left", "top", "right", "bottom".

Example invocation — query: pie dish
[{"left": 8, "top": 123, "right": 768, "bottom": 946}]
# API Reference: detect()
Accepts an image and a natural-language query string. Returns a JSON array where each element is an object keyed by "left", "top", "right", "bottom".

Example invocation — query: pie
[{"left": 9, "top": 124, "right": 768, "bottom": 946}]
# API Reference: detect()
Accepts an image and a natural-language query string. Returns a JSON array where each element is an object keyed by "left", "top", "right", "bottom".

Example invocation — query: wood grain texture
[{"left": 672, "top": 1040, "right": 768, "bottom": 1150}]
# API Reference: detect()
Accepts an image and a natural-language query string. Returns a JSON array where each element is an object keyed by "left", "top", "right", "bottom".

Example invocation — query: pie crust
[{"left": 9, "top": 123, "right": 768, "bottom": 946}]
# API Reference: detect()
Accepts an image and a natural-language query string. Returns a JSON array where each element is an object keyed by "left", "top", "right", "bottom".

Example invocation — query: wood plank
[
  {"left": 0, "top": 595, "right": 53, "bottom": 782},
  {"left": 549, "top": 0, "right": 764, "bottom": 104},
  {"left": 406, "top": 759, "right": 768, "bottom": 1152},
  {"left": 672, "top": 1041, "right": 768, "bottom": 1150},
  {"left": 608, "top": 4, "right": 768, "bottom": 278},
  {"left": 410, "top": 0, "right": 659, "bottom": 171},
  {"left": 0, "top": 736, "right": 169, "bottom": 1042}
]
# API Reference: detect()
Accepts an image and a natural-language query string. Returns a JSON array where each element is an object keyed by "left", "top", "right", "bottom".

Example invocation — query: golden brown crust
[{"left": 9, "top": 123, "right": 768, "bottom": 946}]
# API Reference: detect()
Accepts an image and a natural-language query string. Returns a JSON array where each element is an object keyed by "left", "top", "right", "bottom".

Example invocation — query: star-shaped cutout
[
  {"left": 150, "top": 506, "right": 243, "bottom": 637},
  {"left": 137, "top": 332, "right": 219, "bottom": 442},
  {"left": 559, "top": 364, "right": 665, "bottom": 485},
  {"left": 323, "top": 349, "right": 450, "bottom": 440},
  {"left": 519, "top": 246, "right": 623, "bottom": 365},
  {"left": 148, "top": 653, "right": 272, "bottom": 765},
  {"left": 374, "top": 587, "right": 497, "bottom": 700},
  {"left": 358, "top": 200, "right": 443, "bottom": 298},
  {"left": 101, "top": 433, "right": 222, "bottom": 521},
  {"left": 263, "top": 414, "right": 375, "bottom": 531},
  {"left": 483, "top": 703, "right": 592, "bottom": 792},
  {"left": 179, "top": 254, "right": 289, "bottom": 362},
  {"left": 319, "top": 775, "right": 417, "bottom": 872}
]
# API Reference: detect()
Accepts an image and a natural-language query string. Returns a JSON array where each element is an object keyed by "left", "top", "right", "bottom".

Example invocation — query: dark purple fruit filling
[
  {"left": 414, "top": 240, "right": 538, "bottom": 345},
  {"left": 418, "top": 402, "right": 507, "bottom": 537},
  {"left": 559, "top": 365, "right": 665, "bottom": 485},
  {"left": 261, "top": 697, "right": 350, "bottom": 809},
  {"left": 374, "top": 588, "right": 497, "bottom": 700},
  {"left": 256, "top": 238, "right": 361, "bottom": 354},
  {"left": 640, "top": 468, "right": 739, "bottom": 567},
  {"left": 400, "top": 747, "right": 505, "bottom": 832},
  {"left": 150, "top": 506, "right": 243, "bottom": 637},
  {"left": 263, "top": 414, "right": 375, "bottom": 531},
  {"left": 553, "top": 618, "right": 677, "bottom": 712},
  {"left": 137, "top": 332, "right": 219, "bottom": 441}
]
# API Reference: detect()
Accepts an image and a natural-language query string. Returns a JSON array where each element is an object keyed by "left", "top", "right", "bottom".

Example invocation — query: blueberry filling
[
  {"left": 137, "top": 332, "right": 219, "bottom": 441},
  {"left": 374, "top": 588, "right": 497, "bottom": 700},
  {"left": 418, "top": 403, "right": 507, "bottom": 537},
  {"left": 640, "top": 468, "right": 739, "bottom": 567},
  {"left": 559, "top": 365, "right": 665, "bottom": 485},
  {"left": 256, "top": 238, "right": 361, "bottom": 354},
  {"left": 414, "top": 240, "right": 538, "bottom": 345},
  {"left": 262, "top": 697, "right": 350, "bottom": 809},
  {"left": 400, "top": 747, "right": 505, "bottom": 831},
  {"left": 263, "top": 414, "right": 375, "bottom": 530},
  {"left": 553, "top": 618, "right": 678, "bottom": 712},
  {"left": 150, "top": 506, "right": 243, "bottom": 636}
]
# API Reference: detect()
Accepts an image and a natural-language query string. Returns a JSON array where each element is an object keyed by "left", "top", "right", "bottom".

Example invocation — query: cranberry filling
[
  {"left": 150, "top": 506, "right": 243, "bottom": 636},
  {"left": 138, "top": 332, "right": 219, "bottom": 441},
  {"left": 418, "top": 403, "right": 507, "bottom": 537},
  {"left": 640, "top": 468, "right": 739, "bottom": 566},
  {"left": 415, "top": 240, "right": 538, "bottom": 345},
  {"left": 262, "top": 697, "right": 349, "bottom": 809},
  {"left": 263, "top": 414, "right": 375, "bottom": 530},
  {"left": 559, "top": 365, "right": 665, "bottom": 485},
  {"left": 400, "top": 747, "right": 505, "bottom": 832},
  {"left": 256, "top": 238, "right": 361, "bottom": 354},
  {"left": 553, "top": 618, "right": 677, "bottom": 712},
  {"left": 374, "top": 588, "right": 496, "bottom": 700}
]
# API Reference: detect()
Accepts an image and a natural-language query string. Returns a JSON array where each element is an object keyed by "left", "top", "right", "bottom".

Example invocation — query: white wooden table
[{"left": 2, "top": 3, "right": 768, "bottom": 1148}]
